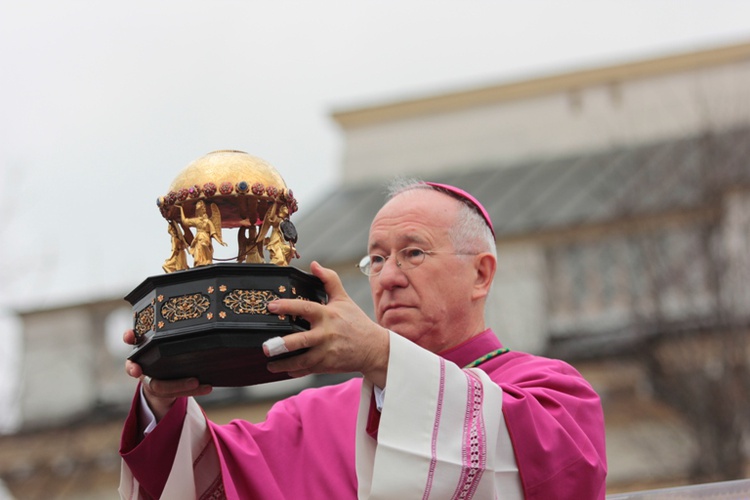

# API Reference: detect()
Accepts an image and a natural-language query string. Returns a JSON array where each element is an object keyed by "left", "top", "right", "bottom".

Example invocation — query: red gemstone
[
  {"left": 203, "top": 183, "right": 217, "bottom": 197},
  {"left": 220, "top": 182, "right": 233, "bottom": 195}
]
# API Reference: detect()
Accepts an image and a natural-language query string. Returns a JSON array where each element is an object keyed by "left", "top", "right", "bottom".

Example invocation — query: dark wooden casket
[{"left": 126, "top": 263, "right": 326, "bottom": 387}]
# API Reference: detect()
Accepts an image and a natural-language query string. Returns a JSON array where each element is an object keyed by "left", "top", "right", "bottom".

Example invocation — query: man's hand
[
  {"left": 123, "top": 330, "right": 213, "bottom": 422},
  {"left": 264, "top": 261, "right": 390, "bottom": 388}
]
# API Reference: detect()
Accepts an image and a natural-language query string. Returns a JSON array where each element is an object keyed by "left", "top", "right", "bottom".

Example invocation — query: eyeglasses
[{"left": 357, "top": 247, "right": 475, "bottom": 277}]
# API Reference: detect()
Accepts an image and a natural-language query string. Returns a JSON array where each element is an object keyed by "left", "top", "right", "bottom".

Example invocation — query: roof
[
  {"left": 295, "top": 184, "right": 385, "bottom": 267},
  {"left": 295, "top": 125, "right": 750, "bottom": 269}
]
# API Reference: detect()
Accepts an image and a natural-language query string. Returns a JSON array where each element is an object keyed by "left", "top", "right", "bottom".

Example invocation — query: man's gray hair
[{"left": 385, "top": 178, "right": 497, "bottom": 258}]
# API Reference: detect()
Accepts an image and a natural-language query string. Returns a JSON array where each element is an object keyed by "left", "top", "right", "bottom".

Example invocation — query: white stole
[{"left": 356, "top": 331, "right": 523, "bottom": 500}]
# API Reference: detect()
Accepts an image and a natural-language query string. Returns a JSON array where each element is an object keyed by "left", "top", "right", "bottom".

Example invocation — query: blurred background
[{"left": 1, "top": 1, "right": 749, "bottom": 498}]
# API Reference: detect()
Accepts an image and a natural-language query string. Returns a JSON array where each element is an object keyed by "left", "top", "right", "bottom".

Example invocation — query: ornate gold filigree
[
  {"left": 278, "top": 285, "right": 286, "bottom": 293},
  {"left": 223, "top": 289, "right": 279, "bottom": 315},
  {"left": 134, "top": 305, "right": 155, "bottom": 339},
  {"left": 161, "top": 293, "right": 211, "bottom": 323}
]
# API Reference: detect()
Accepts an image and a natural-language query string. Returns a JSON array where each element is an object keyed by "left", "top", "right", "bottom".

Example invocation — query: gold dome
[
  {"left": 159, "top": 150, "right": 297, "bottom": 228},
  {"left": 168, "top": 150, "right": 287, "bottom": 195}
]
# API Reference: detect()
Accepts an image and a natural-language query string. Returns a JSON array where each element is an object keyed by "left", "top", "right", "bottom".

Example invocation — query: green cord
[{"left": 463, "top": 348, "right": 510, "bottom": 368}]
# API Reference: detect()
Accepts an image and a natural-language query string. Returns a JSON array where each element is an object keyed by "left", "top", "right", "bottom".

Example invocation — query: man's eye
[
  {"left": 370, "top": 255, "right": 386, "bottom": 264},
  {"left": 403, "top": 248, "right": 425, "bottom": 260}
]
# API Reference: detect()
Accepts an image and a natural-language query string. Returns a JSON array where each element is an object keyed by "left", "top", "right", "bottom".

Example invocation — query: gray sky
[
  {"left": 2, "top": 0, "right": 749, "bottom": 306},
  {"left": 1, "top": 0, "right": 749, "bottom": 430}
]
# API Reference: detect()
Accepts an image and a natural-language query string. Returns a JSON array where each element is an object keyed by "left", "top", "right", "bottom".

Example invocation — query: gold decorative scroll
[
  {"left": 223, "top": 289, "right": 279, "bottom": 315},
  {"left": 134, "top": 305, "right": 155, "bottom": 339},
  {"left": 161, "top": 293, "right": 212, "bottom": 323}
]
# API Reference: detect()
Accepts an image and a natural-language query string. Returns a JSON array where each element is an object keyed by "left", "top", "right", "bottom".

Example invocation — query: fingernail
[{"left": 267, "top": 300, "right": 279, "bottom": 312}]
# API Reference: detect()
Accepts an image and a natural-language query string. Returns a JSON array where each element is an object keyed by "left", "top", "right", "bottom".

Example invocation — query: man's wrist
[{"left": 362, "top": 328, "right": 391, "bottom": 388}]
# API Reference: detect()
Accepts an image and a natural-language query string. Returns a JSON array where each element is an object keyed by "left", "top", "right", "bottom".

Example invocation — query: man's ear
[{"left": 472, "top": 253, "right": 496, "bottom": 300}]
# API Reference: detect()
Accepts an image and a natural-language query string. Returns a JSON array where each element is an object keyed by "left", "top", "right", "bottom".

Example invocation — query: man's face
[{"left": 367, "top": 189, "right": 480, "bottom": 353}]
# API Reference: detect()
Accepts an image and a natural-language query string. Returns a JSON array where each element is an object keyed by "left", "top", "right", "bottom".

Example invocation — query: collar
[{"left": 438, "top": 329, "right": 504, "bottom": 368}]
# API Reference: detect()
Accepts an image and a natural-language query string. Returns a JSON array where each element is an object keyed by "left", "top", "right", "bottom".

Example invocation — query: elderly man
[{"left": 119, "top": 180, "right": 607, "bottom": 499}]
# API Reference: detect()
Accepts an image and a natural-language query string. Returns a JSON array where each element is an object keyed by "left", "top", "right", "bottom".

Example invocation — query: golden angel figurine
[
  {"left": 264, "top": 205, "right": 298, "bottom": 266},
  {"left": 178, "top": 201, "right": 227, "bottom": 267},
  {"left": 162, "top": 221, "right": 189, "bottom": 273},
  {"left": 237, "top": 219, "right": 264, "bottom": 264}
]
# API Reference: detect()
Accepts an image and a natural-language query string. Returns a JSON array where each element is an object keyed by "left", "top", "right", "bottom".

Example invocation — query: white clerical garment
[{"left": 357, "top": 332, "right": 523, "bottom": 499}]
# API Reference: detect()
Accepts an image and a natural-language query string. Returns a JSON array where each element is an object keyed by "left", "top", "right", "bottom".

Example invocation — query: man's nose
[{"left": 376, "top": 254, "right": 407, "bottom": 288}]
